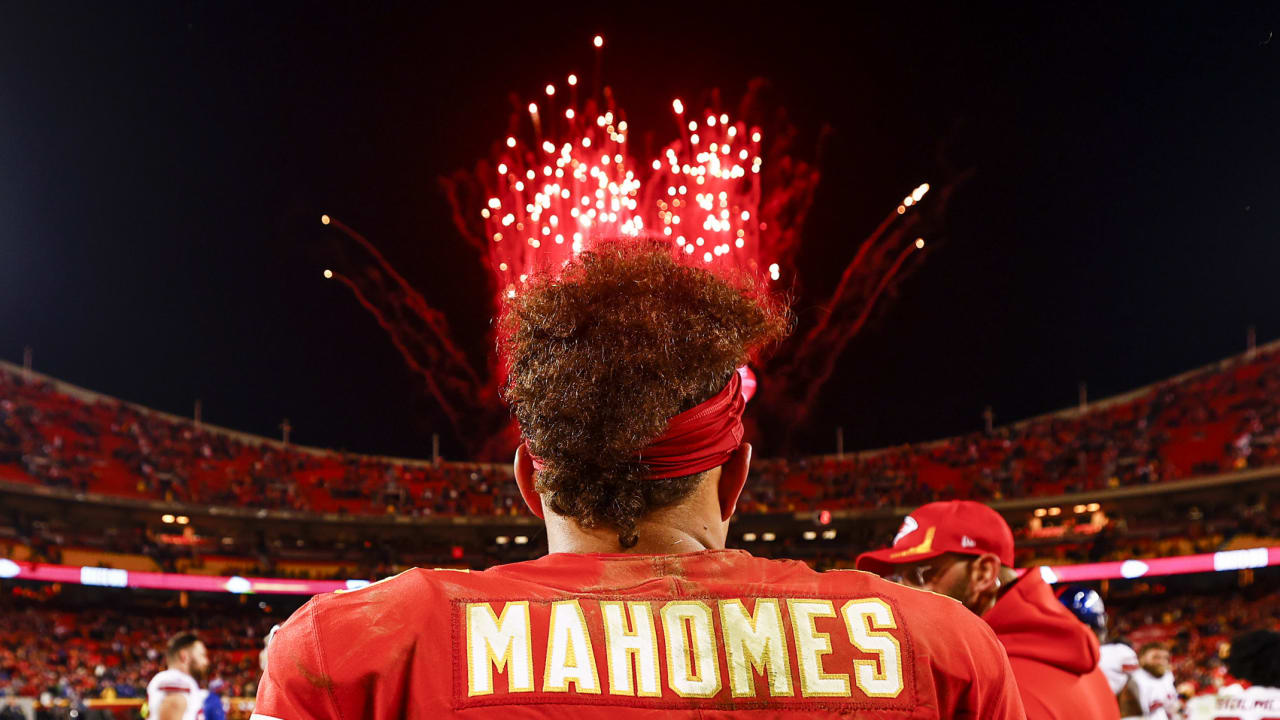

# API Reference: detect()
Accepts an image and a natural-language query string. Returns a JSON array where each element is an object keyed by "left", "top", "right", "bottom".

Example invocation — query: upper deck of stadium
[{"left": 2, "top": 338, "right": 1277, "bottom": 522}]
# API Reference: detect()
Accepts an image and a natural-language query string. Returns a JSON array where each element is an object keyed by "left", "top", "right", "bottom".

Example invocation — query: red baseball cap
[{"left": 855, "top": 500, "right": 1015, "bottom": 577}]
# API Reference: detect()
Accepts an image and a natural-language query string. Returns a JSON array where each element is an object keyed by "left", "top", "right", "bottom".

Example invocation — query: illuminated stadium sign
[
  {"left": 80, "top": 567, "right": 129, "bottom": 588},
  {"left": 1036, "top": 547, "right": 1280, "bottom": 584},
  {"left": 1, "top": 561, "right": 355, "bottom": 595}
]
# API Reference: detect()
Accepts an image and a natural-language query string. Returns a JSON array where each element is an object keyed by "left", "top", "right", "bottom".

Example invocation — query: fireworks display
[
  {"left": 325, "top": 36, "right": 954, "bottom": 456},
  {"left": 473, "top": 86, "right": 774, "bottom": 299},
  {"left": 466, "top": 56, "right": 932, "bottom": 299}
]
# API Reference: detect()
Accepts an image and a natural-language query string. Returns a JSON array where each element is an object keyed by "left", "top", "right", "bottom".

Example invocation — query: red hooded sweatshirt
[{"left": 983, "top": 569, "right": 1120, "bottom": 720}]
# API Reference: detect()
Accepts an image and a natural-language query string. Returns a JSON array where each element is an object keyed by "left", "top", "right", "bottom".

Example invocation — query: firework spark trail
[
  {"left": 743, "top": 85, "right": 823, "bottom": 279},
  {"left": 789, "top": 232, "right": 924, "bottom": 415},
  {"left": 754, "top": 152, "right": 819, "bottom": 279},
  {"left": 323, "top": 215, "right": 480, "bottom": 388},
  {"left": 440, "top": 174, "right": 494, "bottom": 260},
  {"left": 323, "top": 268, "right": 467, "bottom": 435},
  {"left": 796, "top": 183, "right": 930, "bottom": 354}
]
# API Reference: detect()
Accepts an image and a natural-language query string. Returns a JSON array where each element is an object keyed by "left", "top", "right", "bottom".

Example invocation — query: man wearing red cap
[
  {"left": 857, "top": 500, "right": 1120, "bottom": 720},
  {"left": 255, "top": 242, "right": 1024, "bottom": 719}
]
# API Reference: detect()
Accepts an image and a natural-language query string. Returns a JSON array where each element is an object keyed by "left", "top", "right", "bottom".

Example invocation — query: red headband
[{"left": 527, "top": 367, "right": 747, "bottom": 479}]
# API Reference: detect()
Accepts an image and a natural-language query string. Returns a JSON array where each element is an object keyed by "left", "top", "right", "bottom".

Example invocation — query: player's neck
[
  {"left": 547, "top": 524, "right": 714, "bottom": 554},
  {"left": 544, "top": 502, "right": 727, "bottom": 555}
]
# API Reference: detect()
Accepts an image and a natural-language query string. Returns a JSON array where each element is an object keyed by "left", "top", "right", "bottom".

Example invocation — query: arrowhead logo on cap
[
  {"left": 889, "top": 527, "right": 936, "bottom": 558},
  {"left": 961, "top": 536, "right": 976, "bottom": 548},
  {"left": 893, "top": 516, "right": 918, "bottom": 546}
]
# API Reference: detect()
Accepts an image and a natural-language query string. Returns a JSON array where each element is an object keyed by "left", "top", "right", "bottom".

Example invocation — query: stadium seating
[
  {"left": 2, "top": 345, "right": 1277, "bottom": 518},
  {"left": 739, "top": 344, "right": 1280, "bottom": 511}
]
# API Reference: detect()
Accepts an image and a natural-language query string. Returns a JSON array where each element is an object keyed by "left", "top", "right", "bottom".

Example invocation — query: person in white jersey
[
  {"left": 1102, "top": 638, "right": 1142, "bottom": 695},
  {"left": 146, "top": 632, "right": 210, "bottom": 720},
  {"left": 1193, "top": 630, "right": 1280, "bottom": 720},
  {"left": 1120, "top": 642, "right": 1181, "bottom": 720}
]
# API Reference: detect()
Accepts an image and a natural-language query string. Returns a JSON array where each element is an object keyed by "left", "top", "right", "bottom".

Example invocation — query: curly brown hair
[{"left": 499, "top": 240, "right": 790, "bottom": 547}]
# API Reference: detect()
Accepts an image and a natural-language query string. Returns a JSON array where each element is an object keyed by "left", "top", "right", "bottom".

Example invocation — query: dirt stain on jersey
[
  {"left": 651, "top": 555, "right": 686, "bottom": 579},
  {"left": 294, "top": 655, "right": 334, "bottom": 691}
]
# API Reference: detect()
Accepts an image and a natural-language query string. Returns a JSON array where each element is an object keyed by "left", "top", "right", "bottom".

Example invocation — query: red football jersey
[{"left": 254, "top": 550, "right": 1025, "bottom": 719}]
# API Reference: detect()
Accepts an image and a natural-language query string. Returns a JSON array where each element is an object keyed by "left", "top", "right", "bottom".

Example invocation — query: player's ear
[
  {"left": 717, "top": 442, "right": 752, "bottom": 522},
  {"left": 969, "top": 553, "right": 1001, "bottom": 593},
  {"left": 514, "top": 443, "right": 545, "bottom": 519}
]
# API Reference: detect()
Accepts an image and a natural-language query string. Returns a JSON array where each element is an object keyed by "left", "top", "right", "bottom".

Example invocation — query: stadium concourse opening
[{"left": 1, "top": 342, "right": 1277, "bottom": 717}]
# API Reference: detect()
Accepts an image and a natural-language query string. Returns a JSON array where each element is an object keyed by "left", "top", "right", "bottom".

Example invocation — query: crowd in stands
[
  {"left": 0, "top": 602, "right": 273, "bottom": 704},
  {"left": 1110, "top": 589, "right": 1280, "bottom": 698},
  {"left": 3, "top": 346, "right": 1278, "bottom": 520},
  {"left": 0, "top": 367, "right": 520, "bottom": 517},
  {"left": 738, "top": 345, "right": 1280, "bottom": 512}
]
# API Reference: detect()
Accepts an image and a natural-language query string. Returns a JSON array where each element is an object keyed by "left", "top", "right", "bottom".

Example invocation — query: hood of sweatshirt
[{"left": 983, "top": 568, "right": 1101, "bottom": 676}]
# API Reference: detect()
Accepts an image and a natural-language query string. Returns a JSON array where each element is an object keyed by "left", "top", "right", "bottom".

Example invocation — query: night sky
[{"left": 2, "top": 3, "right": 1277, "bottom": 460}]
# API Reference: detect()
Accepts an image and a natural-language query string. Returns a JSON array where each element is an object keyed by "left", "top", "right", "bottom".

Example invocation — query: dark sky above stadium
[{"left": 2, "top": 3, "right": 1277, "bottom": 460}]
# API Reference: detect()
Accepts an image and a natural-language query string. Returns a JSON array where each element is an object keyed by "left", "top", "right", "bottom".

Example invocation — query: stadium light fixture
[
  {"left": 761, "top": 532, "right": 776, "bottom": 542},
  {"left": 1073, "top": 504, "right": 1087, "bottom": 514},
  {"left": 176, "top": 516, "right": 190, "bottom": 525},
  {"left": 1047, "top": 507, "right": 1061, "bottom": 516},
  {"left": 1033, "top": 508, "right": 1046, "bottom": 518},
  {"left": 821, "top": 529, "right": 837, "bottom": 540},
  {"left": 803, "top": 531, "right": 817, "bottom": 540},
  {"left": 161, "top": 514, "right": 175, "bottom": 524},
  {"left": 1087, "top": 502, "right": 1100, "bottom": 512},
  {"left": 514, "top": 535, "right": 529, "bottom": 545},
  {"left": 495, "top": 536, "right": 509, "bottom": 545},
  {"left": 742, "top": 532, "right": 757, "bottom": 542}
]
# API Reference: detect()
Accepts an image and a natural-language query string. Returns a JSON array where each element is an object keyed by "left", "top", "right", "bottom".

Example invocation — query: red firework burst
[{"left": 324, "top": 36, "right": 956, "bottom": 457}]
